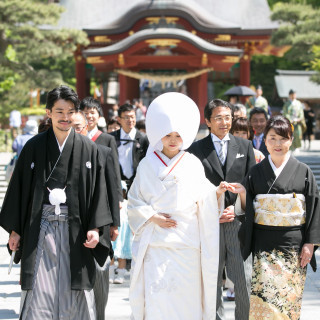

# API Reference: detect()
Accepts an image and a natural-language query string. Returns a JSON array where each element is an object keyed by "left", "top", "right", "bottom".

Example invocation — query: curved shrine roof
[
  {"left": 59, "top": 0, "right": 277, "bottom": 35},
  {"left": 82, "top": 28, "right": 243, "bottom": 57}
]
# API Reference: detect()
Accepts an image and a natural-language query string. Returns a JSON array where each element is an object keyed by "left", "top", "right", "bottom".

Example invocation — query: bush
[{"left": 19, "top": 106, "right": 46, "bottom": 116}]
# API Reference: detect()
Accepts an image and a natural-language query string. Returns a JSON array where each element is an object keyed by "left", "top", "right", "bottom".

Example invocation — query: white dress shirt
[
  {"left": 87, "top": 127, "right": 99, "bottom": 140},
  {"left": 210, "top": 133, "right": 230, "bottom": 165},
  {"left": 118, "top": 127, "right": 136, "bottom": 179}
]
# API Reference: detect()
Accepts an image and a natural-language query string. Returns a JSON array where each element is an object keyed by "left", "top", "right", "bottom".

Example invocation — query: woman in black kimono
[{"left": 236, "top": 115, "right": 320, "bottom": 319}]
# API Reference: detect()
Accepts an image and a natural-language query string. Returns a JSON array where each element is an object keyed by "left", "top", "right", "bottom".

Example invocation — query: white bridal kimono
[{"left": 128, "top": 151, "right": 220, "bottom": 320}]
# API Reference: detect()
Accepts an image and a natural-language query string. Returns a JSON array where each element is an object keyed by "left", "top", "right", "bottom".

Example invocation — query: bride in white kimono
[{"left": 128, "top": 92, "right": 229, "bottom": 320}]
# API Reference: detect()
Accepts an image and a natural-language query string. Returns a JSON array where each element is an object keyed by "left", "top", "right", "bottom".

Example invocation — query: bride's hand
[
  {"left": 150, "top": 213, "right": 177, "bottom": 228},
  {"left": 226, "top": 183, "right": 246, "bottom": 195}
]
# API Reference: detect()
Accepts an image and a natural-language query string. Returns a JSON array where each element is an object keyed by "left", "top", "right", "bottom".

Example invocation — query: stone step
[
  {"left": 0, "top": 187, "right": 7, "bottom": 193},
  {"left": 0, "top": 181, "right": 8, "bottom": 187}
]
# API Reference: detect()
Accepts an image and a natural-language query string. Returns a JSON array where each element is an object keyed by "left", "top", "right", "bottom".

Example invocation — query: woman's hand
[
  {"left": 226, "top": 183, "right": 246, "bottom": 194},
  {"left": 227, "top": 183, "right": 246, "bottom": 210},
  {"left": 84, "top": 228, "right": 100, "bottom": 249},
  {"left": 300, "top": 243, "right": 314, "bottom": 268},
  {"left": 9, "top": 231, "right": 20, "bottom": 251},
  {"left": 150, "top": 213, "right": 177, "bottom": 228}
]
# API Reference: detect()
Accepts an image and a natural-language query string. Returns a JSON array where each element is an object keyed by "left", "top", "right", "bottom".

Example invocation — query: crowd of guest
[{"left": 1, "top": 84, "right": 319, "bottom": 320}]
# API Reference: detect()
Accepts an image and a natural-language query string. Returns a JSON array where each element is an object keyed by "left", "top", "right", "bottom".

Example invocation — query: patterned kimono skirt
[
  {"left": 20, "top": 205, "right": 96, "bottom": 320},
  {"left": 249, "top": 194, "right": 307, "bottom": 320}
]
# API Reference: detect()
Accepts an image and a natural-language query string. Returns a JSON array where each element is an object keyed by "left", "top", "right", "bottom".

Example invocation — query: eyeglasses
[
  {"left": 210, "top": 115, "right": 233, "bottom": 123},
  {"left": 120, "top": 116, "right": 135, "bottom": 121},
  {"left": 74, "top": 125, "right": 86, "bottom": 133}
]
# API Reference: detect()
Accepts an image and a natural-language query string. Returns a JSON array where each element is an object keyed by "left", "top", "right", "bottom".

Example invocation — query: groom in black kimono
[{"left": 0, "top": 85, "right": 112, "bottom": 319}]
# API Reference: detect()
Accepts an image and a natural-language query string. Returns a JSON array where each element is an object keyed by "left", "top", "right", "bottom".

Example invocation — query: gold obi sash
[{"left": 253, "top": 194, "right": 306, "bottom": 226}]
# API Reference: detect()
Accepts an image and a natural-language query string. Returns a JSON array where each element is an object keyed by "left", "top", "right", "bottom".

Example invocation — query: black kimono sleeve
[
  {"left": 105, "top": 134, "right": 123, "bottom": 202},
  {"left": 87, "top": 150, "right": 114, "bottom": 266},
  {"left": 304, "top": 167, "right": 320, "bottom": 246},
  {"left": 0, "top": 143, "right": 34, "bottom": 237},
  {"left": 97, "top": 145, "right": 120, "bottom": 226}
]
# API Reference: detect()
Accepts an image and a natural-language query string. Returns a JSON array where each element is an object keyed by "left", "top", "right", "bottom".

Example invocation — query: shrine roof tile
[
  {"left": 275, "top": 70, "right": 320, "bottom": 100},
  {"left": 58, "top": 0, "right": 277, "bottom": 35},
  {"left": 82, "top": 28, "right": 243, "bottom": 57}
]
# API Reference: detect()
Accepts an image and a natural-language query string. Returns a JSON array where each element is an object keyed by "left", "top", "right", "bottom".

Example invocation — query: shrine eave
[
  {"left": 82, "top": 2, "right": 277, "bottom": 36},
  {"left": 82, "top": 28, "right": 243, "bottom": 57}
]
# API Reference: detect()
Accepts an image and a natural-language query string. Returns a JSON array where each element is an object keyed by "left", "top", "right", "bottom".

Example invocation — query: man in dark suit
[
  {"left": 189, "top": 99, "right": 256, "bottom": 320},
  {"left": 80, "top": 97, "right": 123, "bottom": 225},
  {"left": 73, "top": 111, "right": 120, "bottom": 320},
  {"left": 110, "top": 103, "right": 149, "bottom": 191},
  {"left": 249, "top": 107, "right": 269, "bottom": 157}
]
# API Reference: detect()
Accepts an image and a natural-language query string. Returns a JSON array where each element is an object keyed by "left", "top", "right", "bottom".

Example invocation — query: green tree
[
  {"left": 268, "top": 0, "right": 320, "bottom": 9},
  {"left": 270, "top": 3, "right": 320, "bottom": 63},
  {"left": 0, "top": 0, "right": 89, "bottom": 119}
]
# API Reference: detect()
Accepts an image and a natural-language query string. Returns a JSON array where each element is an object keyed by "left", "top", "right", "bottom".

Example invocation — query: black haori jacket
[{"left": 0, "top": 128, "right": 112, "bottom": 290}]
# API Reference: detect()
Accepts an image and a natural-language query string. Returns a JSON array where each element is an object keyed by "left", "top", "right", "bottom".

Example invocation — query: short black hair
[
  {"left": 204, "top": 99, "right": 232, "bottom": 121},
  {"left": 118, "top": 103, "right": 135, "bottom": 117},
  {"left": 80, "top": 97, "right": 103, "bottom": 116},
  {"left": 264, "top": 116, "right": 293, "bottom": 139},
  {"left": 46, "top": 85, "right": 79, "bottom": 111},
  {"left": 249, "top": 107, "right": 268, "bottom": 121}
]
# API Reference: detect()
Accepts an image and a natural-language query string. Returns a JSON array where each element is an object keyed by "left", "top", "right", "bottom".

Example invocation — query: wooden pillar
[
  {"left": 119, "top": 74, "right": 140, "bottom": 105},
  {"left": 75, "top": 55, "right": 87, "bottom": 100},
  {"left": 187, "top": 72, "right": 208, "bottom": 124},
  {"left": 240, "top": 54, "right": 251, "bottom": 87}
]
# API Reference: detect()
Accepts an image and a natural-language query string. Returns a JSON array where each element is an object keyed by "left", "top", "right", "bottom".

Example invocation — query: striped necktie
[
  {"left": 255, "top": 136, "right": 261, "bottom": 150},
  {"left": 218, "top": 141, "right": 225, "bottom": 165}
]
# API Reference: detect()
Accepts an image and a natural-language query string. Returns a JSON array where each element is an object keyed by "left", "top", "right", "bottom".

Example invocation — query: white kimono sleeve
[
  {"left": 127, "top": 166, "right": 158, "bottom": 234},
  {"left": 197, "top": 178, "right": 220, "bottom": 319}
]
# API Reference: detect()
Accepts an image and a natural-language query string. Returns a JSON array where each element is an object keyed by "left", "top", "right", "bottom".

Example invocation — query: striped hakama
[
  {"left": 93, "top": 259, "right": 110, "bottom": 320},
  {"left": 20, "top": 205, "right": 96, "bottom": 320}
]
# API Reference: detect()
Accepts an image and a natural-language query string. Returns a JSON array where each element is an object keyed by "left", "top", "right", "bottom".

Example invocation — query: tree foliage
[
  {"left": 250, "top": 55, "right": 304, "bottom": 106},
  {"left": 270, "top": 3, "right": 320, "bottom": 63},
  {"left": 268, "top": 0, "right": 320, "bottom": 9},
  {"left": 0, "top": 0, "right": 89, "bottom": 119}
]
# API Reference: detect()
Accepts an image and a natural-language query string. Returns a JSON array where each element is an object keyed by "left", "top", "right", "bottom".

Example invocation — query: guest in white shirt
[{"left": 110, "top": 104, "right": 149, "bottom": 192}]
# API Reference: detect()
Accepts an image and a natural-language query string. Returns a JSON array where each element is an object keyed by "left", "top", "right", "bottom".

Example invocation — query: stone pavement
[{"left": 0, "top": 142, "right": 320, "bottom": 319}]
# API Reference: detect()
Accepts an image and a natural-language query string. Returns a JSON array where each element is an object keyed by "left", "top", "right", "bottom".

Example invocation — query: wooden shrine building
[{"left": 58, "top": 0, "right": 284, "bottom": 122}]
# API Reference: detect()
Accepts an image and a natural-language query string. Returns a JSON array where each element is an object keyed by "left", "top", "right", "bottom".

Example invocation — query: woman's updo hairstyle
[{"left": 264, "top": 115, "right": 293, "bottom": 140}]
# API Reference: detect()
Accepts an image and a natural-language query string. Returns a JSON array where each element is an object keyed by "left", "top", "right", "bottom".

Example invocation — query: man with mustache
[{"left": 0, "top": 85, "right": 111, "bottom": 319}]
